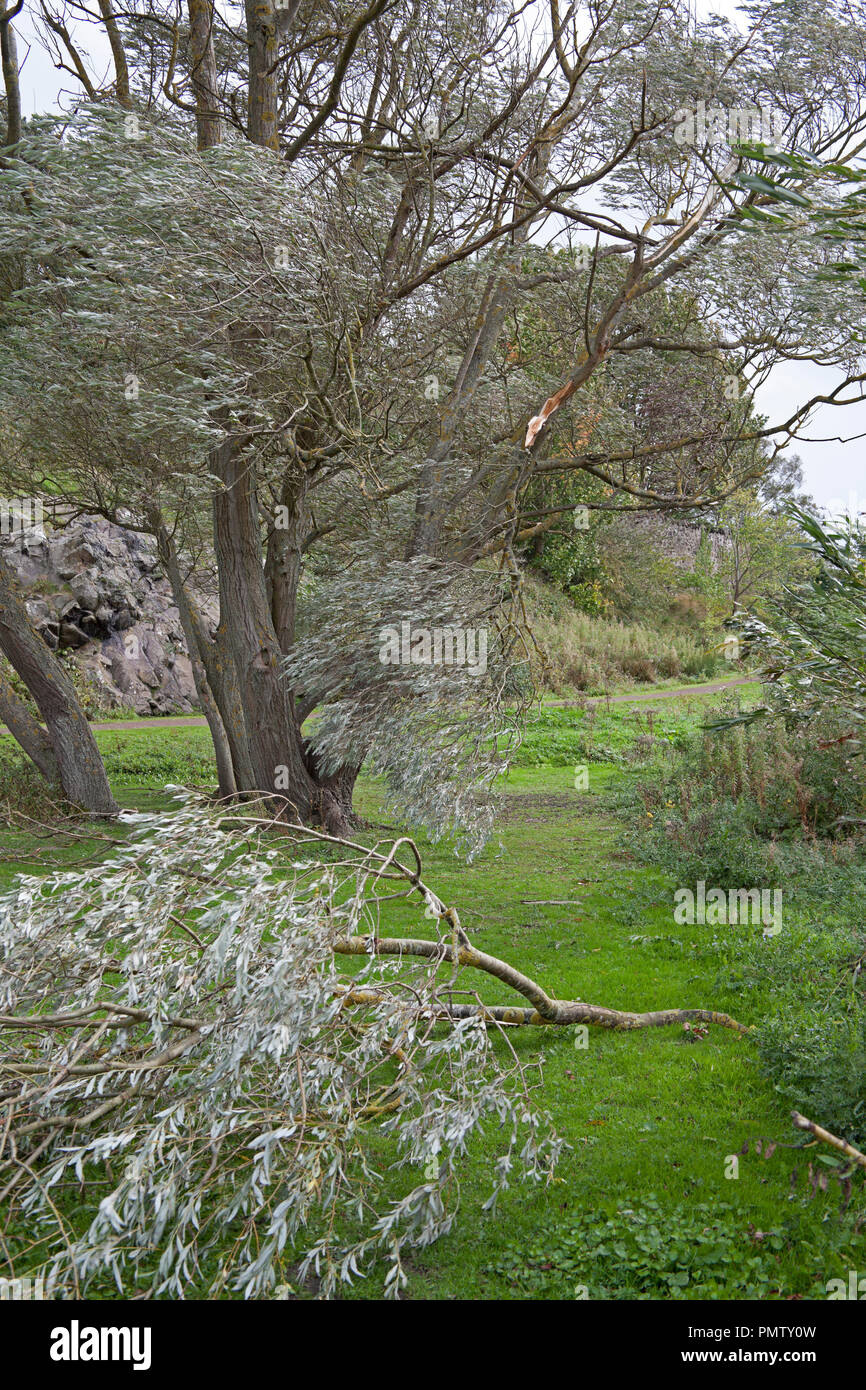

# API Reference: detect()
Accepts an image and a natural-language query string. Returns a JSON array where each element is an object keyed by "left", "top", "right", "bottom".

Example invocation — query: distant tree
[
  {"left": 744, "top": 507, "right": 866, "bottom": 744},
  {"left": 714, "top": 494, "right": 814, "bottom": 619}
]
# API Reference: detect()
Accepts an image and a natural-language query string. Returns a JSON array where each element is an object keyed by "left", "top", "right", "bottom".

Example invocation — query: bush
[
  {"left": 619, "top": 654, "right": 657, "bottom": 683},
  {"left": 721, "top": 924, "right": 866, "bottom": 1148},
  {"left": 523, "top": 576, "right": 719, "bottom": 694},
  {"left": 624, "top": 696, "right": 866, "bottom": 1149},
  {"left": 641, "top": 799, "right": 785, "bottom": 889},
  {"left": 629, "top": 699, "right": 866, "bottom": 888},
  {"left": 760, "top": 1012, "right": 866, "bottom": 1148}
]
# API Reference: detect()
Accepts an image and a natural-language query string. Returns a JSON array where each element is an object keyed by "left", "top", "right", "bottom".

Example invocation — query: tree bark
[
  {"left": 212, "top": 443, "right": 318, "bottom": 812},
  {"left": 244, "top": 0, "right": 279, "bottom": 151},
  {"left": 96, "top": 0, "right": 131, "bottom": 109},
  {"left": 198, "top": 446, "right": 355, "bottom": 831},
  {"left": 0, "top": 554, "right": 117, "bottom": 814},
  {"left": 152, "top": 517, "right": 237, "bottom": 800},
  {"left": 0, "top": 662, "right": 60, "bottom": 785},
  {"left": 0, "top": 1, "right": 23, "bottom": 149},
  {"left": 207, "top": 620, "right": 258, "bottom": 793},
  {"left": 265, "top": 470, "right": 308, "bottom": 654},
  {"left": 187, "top": 0, "right": 222, "bottom": 151}
]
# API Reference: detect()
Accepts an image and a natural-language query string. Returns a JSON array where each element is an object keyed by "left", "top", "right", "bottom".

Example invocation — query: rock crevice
[{"left": 1, "top": 516, "right": 214, "bottom": 716}]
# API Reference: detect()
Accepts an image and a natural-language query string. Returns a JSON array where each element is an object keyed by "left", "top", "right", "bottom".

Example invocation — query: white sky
[
  {"left": 15, "top": 3, "right": 110, "bottom": 115},
  {"left": 9, "top": 0, "right": 866, "bottom": 516}
]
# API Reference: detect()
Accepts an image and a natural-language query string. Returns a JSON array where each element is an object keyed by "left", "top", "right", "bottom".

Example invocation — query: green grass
[
  {"left": 514, "top": 683, "right": 761, "bottom": 766},
  {"left": 1, "top": 689, "right": 864, "bottom": 1300},
  {"left": 0, "top": 726, "right": 218, "bottom": 879},
  {"left": 344, "top": 759, "right": 866, "bottom": 1300}
]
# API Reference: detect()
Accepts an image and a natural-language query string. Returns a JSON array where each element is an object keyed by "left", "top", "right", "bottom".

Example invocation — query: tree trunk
[
  {"left": 405, "top": 271, "right": 528, "bottom": 559},
  {"left": 212, "top": 443, "right": 317, "bottom": 811},
  {"left": 190, "top": 447, "right": 356, "bottom": 832},
  {"left": 245, "top": 0, "right": 279, "bottom": 151},
  {"left": 265, "top": 470, "right": 308, "bottom": 654},
  {"left": 152, "top": 517, "right": 238, "bottom": 800},
  {"left": 96, "top": 0, "right": 131, "bottom": 109},
  {"left": 0, "top": 554, "right": 117, "bottom": 814},
  {"left": 208, "top": 620, "right": 258, "bottom": 793},
  {"left": 302, "top": 745, "right": 361, "bottom": 828},
  {"left": 0, "top": 662, "right": 60, "bottom": 784},
  {"left": 405, "top": 138, "right": 563, "bottom": 561},
  {"left": 0, "top": 1, "right": 23, "bottom": 149},
  {"left": 187, "top": 0, "right": 222, "bottom": 151}
]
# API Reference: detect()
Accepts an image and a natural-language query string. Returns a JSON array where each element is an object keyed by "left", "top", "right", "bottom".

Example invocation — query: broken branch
[{"left": 791, "top": 1111, "right": 866, "bottom": 1170}]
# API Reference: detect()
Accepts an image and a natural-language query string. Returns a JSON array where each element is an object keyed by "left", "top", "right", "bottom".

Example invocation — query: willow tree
[{"left": 2, "top": 0, "right": 866, "bottom": 836}]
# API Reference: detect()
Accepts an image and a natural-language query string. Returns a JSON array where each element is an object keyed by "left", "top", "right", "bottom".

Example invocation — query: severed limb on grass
[
  {"left": 0, "top": 799, "right": 749, "bottom": 1194},
  {"left": 0, "top": 798, "right": 752, "bottom": 1296},
  {"left": 332, "top": 934, "right": 751, "bottom": 1035},
  {"left": 219, "top": 805, "right": 752, "bottom": 1037},
  {"left": 223, "top": 805, "right": 751, "bottom": 1036},
  {"left": 791, "top": 1112, "right": 866, "bottom": 1171}
]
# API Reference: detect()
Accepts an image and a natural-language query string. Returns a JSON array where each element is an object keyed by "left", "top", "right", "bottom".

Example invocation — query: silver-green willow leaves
[{"left": 0, "top": 798, "right": 561, "bottom": 1299}]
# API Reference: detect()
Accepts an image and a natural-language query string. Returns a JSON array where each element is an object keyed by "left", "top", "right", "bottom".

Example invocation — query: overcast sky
[{"left": 9, "top": 0, "right": 866, "bottom": 517}]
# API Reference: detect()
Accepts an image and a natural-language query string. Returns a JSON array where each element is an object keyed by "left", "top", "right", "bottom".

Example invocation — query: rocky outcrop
[
  {"left": 0, "top": 516, "right": 214, "bottom": 715},
  {"left": 606, "top": 512, "right": 731, "bottom": 568}
]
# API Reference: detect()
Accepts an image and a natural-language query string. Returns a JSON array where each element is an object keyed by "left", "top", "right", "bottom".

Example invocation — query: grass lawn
[{"left": 1, "top": 685, "right": 863, "bottom": 1300}]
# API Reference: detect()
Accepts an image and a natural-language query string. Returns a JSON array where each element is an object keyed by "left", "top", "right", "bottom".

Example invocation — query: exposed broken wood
[{"left": 791, "top": 1111, "right": 866, "bottom": 1171}]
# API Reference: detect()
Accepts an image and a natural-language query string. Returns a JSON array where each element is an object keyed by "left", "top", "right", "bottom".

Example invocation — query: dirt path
[
  {"left": 581, "top": 675, "right": 753, "bottom": 707},
  {"left": 66, "top": 675, "right": 753, "bottom": 731},
  {"left": 0, "top": 677, "right": 754, "bottom": 737},
  {"left": 88, "top": 714, "right": 211, "bottom": 731}
]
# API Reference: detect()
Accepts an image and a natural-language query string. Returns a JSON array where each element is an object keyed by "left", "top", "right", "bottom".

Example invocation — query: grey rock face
[
  {"left": 1, "top": 516, "right": 215, "bottom": 716},
  {"left": 606, "top": 513, "right": 731, "bottom": 568}
]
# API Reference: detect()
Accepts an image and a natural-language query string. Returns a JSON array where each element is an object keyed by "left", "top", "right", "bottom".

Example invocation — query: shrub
[
  {"left": 619, "top": 654, "right": 657, "bottom": 683},
  {"left": 759, "top": 1012, "right": 866, "bottom": 1148},
  {"left": 721, "top": 924, "right": 866, "bottom": 1148},
  {"left": 624, "top": 695, "right": 866, "bottom": 1149},
  {"left": 0, "top": 743, "right": 79, "bottom": 824},
  {"left": 523, "top": 577, "right": 719, "bottom": 694},
  {"left": 630, "top": 699, "right": 866, "bottom": 888}
]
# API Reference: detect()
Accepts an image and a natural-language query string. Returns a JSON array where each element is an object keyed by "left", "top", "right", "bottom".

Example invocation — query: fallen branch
[
  {"left": 226, "top": 804, "right": 750, "bottom": 1035},
  {"left": 332, "top": 934, "right": 750, "bottom": 1034},
  {"left": 791, "top": 1112, "right": 866, "bottom": 1171},
  {"left": 0, "top": 799, "right": 756, "bottom": 1300}
]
